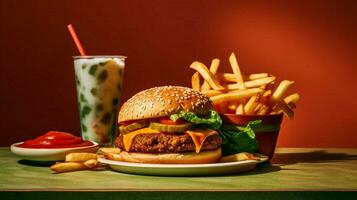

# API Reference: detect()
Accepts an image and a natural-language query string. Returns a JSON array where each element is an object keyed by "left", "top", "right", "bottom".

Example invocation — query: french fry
[
  {"left": 65, "top": 153, "right": 97, "bottom": 162},
  {"left": 190, "top": 61, "right": 224, "bottom": 90},
  {"left": 229, "top": 52, "right": 245, "bottom": 89},
  {"left": 284, "top": 93, "right": 300, "bottom": 104},
  {"left": 262, "top": 90, "right": 272, "bottom": 98},
  {"left": 287, "top": 102, "right": 297, "bottom": 109},
  {"left": 201, "top": 90, "right": 223, "bottom": 97},
  {"left": 227, "top": 89, "right": 243, "bottom": 93},
  {"left": 200, "top": 82, "right": 209, "bottom": 92},
  {"left": 244, "top": 95, "right": 259, "bottom": 115},
  {"left": 249, "top": 73, "right": 269, "bottom": 80},
  {"left": 251, "top": 102, "right": 259, "bottom": 114},
  {"left": 216, "top": 73, "right": 236, "bottom": 82},
  {"left": 236, "top": 104, "right": 245, "bottom": 115},
  {"left": 104, "top": 152, "right": 125, "bottom": 162},
  {"left": 269, "top": 80, "right": 295, "bottom": 118},
  {"left": 284, "top": 93, "right": 300, "bottom": 109},
  {"left": 274, "top": 100, "right": 294, "bottom": 118},
  {"left": 220, "top": 152, "right": 260, "bottom": 163},
  {"left": 217, "top": 73, "right": 269, "bottom": 82},
  {"left": 225, "top": 77, "right": 276, "bottom": 90},
  {"left": 210, "top": 88, "right": 263, "bottom": 104},
  {"left": 261, "top": 90, "right": 272, "bottom": 104},
  {"left": 270, "top": 110, "right": 279, "bottom": 114},
  {"left": 83, "top": 159, "right": 98, "bottom": 168},
  {"left": 272, "top": 80, "right": 295, "bottom": 101},
  {"left": 271, "top": 102, "right": 297, "bottom": 113},
  {"left": 191, "top": 72, "right": 201, "bottom": 91},
  {"left": 50, "top": 162, "right": 87, "bottom": 173},
  {"left": 254, "top": 103, "right": 263, "bottom": 114},
  {"left": 201, "top": 58, "right": 220, "bottom": 91},
  {"left": 257, "top": 104, "right": 269, "bottom": 115},
  {"left": 99, "top": 147, "right": 122, "bottom": 154},
  {"left": 210, "top": 58, "right": 220, "bottom": 74},
  {"left": 245, "top": 76, "right": 276, "bottom": 88}
]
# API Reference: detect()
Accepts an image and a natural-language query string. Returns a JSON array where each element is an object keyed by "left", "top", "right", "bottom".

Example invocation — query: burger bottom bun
[{"left": 104, "top": 148, "right": 222, "bottom": 164}]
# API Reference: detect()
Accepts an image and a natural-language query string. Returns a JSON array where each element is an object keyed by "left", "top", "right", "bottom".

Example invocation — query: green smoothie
[{"left": 73, "top": 56, "right": 125, "bottom": 146}]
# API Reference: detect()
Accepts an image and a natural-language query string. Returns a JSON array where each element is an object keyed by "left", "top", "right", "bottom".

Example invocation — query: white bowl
[{"left": 10, "top": 142, "right": 99, "bottom": 161}]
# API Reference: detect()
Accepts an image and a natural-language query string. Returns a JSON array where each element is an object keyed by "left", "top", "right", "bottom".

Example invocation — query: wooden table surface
[{"left": 1, "top": 147, "right": 356, "bottom": 199}]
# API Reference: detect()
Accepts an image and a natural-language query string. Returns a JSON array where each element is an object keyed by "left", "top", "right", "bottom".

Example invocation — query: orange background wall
[{"left": 1, "top": 0, "right": 356, "bottom": 147}]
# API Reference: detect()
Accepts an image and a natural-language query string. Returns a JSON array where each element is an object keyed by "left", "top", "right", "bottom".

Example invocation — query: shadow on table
[
  {"left": 18, "top": 159, "right": 55, "bottom": 167},
  {"left": 270, "top": 150, "right": 357, "bottom": 165},
  {"left": 222, "top": 150, "right": 357, "bottom": 177},
  {"left": 242, "top": 162, "right": 282, "bottom": 175},
  {"left": 204, "top": 162, "right": 282, "bottom": 177}
]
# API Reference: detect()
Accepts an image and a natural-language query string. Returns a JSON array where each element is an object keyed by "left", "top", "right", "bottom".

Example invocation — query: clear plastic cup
[{"left": 73, "top": 56, "right": 126, "bottom": 146}]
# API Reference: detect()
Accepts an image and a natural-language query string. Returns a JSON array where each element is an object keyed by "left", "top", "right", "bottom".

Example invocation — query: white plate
[
  {"left": 98, "top": 154, "right": 268, "bottom": 176},
  {"left": 11, "top": 142, "right": 99, "bottom": 161}
]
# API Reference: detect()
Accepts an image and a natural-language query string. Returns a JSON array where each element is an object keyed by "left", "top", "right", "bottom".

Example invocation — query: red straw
[{"left": 67, "top": 24, "right": 86, "bottom": 56}]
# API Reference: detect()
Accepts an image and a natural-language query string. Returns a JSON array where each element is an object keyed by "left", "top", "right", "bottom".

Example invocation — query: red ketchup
[{"left": 18, "top": 131, "right": 93, "bottom": 148}]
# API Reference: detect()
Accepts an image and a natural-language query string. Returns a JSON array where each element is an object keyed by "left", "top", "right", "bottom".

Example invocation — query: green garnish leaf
[{"left": 219, "top": 120, "right": 261, "bottom": 156}]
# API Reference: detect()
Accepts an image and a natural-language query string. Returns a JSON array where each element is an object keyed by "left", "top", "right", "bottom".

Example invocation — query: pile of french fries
[
  {"left": 190, "top": 52, "right": 300, "bottom": 118},
  {"left": 50, "top": 148, "right": 121, "bottom": 173},
  {"left": 50, "top": 153, "right": 99, "bottom": 173}
]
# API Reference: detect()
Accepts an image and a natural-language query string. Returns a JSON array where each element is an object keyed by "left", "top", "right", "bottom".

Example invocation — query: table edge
[{"left": 1, "top": 188, "right": 357, "bottom": 192}]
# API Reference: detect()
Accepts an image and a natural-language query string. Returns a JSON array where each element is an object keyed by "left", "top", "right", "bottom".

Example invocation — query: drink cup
[{"left": 73, "top": 56, "right": 126, "bottom": 146}]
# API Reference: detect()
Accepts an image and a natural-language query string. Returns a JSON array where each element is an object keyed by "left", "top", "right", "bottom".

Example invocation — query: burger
[
  {"left": 107, "top": 85, "right": 259, "bottom": 164},
  {"left": 112, "top": 86, "right": 223, "bottom": 164}
]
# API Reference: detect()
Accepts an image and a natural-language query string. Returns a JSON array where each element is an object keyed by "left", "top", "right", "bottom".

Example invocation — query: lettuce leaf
[
  {"left": 219, "top": 120, "right": 261, "bottom": 156},
  {"left": 170, "top": 109, "right": 222, "bottom": 130}
]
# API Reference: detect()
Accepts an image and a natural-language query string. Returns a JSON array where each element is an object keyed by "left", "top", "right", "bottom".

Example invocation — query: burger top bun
[{"left": 118, "top": 86, "right": 214, "bottom": 123}]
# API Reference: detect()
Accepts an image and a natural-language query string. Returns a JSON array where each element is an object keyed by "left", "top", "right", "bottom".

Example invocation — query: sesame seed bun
[
  {"left": 118, "top": 86, "right": 214, "bottom": 123},
  {"left": 104, "top": 148, "right": 222, "bottom": 164}
]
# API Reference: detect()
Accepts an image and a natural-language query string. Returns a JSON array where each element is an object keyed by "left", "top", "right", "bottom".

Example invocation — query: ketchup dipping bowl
[
  {"left": 220, "top": 113, "right": 283, "bottom": 160},
  {"left": 10, "top": 142, "right": 99, "bottom": 162}
]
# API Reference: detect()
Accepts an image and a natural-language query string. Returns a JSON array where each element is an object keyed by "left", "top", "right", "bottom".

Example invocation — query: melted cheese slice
[
  {"left": 185, "top": 129, "right": 218, "bottom": 153},
  {"left": 122, "top": 127, "right": 218, "bottom": 153},
  {"left": 123, "top": 128, "right": 160, "bottom": 151}
]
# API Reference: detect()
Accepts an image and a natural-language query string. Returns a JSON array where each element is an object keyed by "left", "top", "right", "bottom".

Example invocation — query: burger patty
[{"left": 115, "top": 133, "right": 222, "bottom": 153}]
